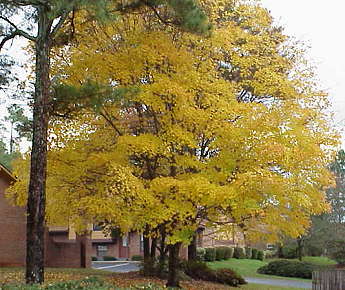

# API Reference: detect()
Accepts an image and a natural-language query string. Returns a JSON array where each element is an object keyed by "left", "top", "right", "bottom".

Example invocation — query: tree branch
[
  {"left": 1, "top": 0, "right": 47, "bottom": 7},
  {"left": 0, "top": 16, "right": 36, "bottom": 50}
]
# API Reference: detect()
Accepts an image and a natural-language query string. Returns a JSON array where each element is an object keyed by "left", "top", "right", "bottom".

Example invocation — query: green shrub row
[
  {"left": 257, "top": 260, "right": 316, "bottom": 279},
  {"left": 200, "top": 246, "right": 264, "bottom": 261},
  {"left": 182, "top": 260, "right": 247, "bottom": 287},
  {"left": 131, "top": 255, "right": 144, "bottom": 261},
  {"left": 202, "top": 247, "right": 234, "bottom": 261}
]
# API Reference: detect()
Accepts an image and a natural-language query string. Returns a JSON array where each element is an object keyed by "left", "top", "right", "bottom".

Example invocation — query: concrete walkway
[{"left": 245, "top": 277, "right": 312, "bottom": 289}]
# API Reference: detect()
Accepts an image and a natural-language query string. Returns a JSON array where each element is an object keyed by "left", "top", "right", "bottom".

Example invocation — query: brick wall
[
  {"left": 45, "top": 231, "right": 92, "bottom": 268},
  {"left": 0, "top": 173, "right": 26, "bottom": 267}
]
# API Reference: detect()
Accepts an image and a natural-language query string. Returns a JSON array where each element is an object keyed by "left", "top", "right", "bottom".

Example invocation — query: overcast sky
[
  {"left": 261, "top": 0, "right": 345, "bottom": 146},
  {"left": 1, "top": 0, "right": 345, "bottom": 149}
]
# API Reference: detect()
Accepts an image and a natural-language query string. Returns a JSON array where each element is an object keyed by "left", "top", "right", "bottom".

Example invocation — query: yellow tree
[{"left": 9, "top": 0, "right": 338, "bottom": 286}]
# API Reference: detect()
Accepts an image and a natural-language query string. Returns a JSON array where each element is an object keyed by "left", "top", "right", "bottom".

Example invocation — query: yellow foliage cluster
[{"left": 9, "top": 0, "right": 339, "bottom": 244}]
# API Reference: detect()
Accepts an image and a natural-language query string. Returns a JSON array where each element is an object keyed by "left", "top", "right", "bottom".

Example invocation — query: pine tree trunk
[
  {"left": 166, "top": 242, "right": 182, "bottom": 288},
  {"left": 188, "top": 233, "right": 197, "bottom": 261},
  {"left": 26, "top": 7, "right": 51, "bottom": 284}
]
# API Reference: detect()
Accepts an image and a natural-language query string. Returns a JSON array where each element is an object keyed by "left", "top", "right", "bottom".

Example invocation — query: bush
[
  {"left": 257, "top": 260, "right": 316, "bottom": 279},
  {"left": 196, "top": 247, "right": 206, "bottom": 261},
  {"left": 233, "top": 247, "right": 246, "bottom": 259},
  {"left": 215, "top": 247, "right": 227, "bottom": 260},
  {"left": 257, "top": 250, "right": 265, "bottom": 261},
  {"left": 224, "top": 247, "right": 234, "bottom": 259},
  {"left": 205, "top": 247, "right": 216, "bottom": 262},
  {"left": 182, "top": 260, "right": 246, "bottom": 287},
  {"left": 281, "top": 246, "right": 297, "bottom": 259},
  {"left": 91, "top": 256, "right": 98, "bottom": 261},
  {"left": 251, "top": 248, "right": 258, "bottom": 259},
  {"left": 103, "top": 256, "right": 117, "bottom": 261},
  {"left": 215, "top": 268, "right": 247, "bottom": 286},
  {"left": 132, "top": 255, "right": 144, "bottom": 261},
  {"left": 245, "top": 247, "right": 252, "bottom": 259},
  {"left": 264, "top": 250, "right": 276, "bottom": 259}
]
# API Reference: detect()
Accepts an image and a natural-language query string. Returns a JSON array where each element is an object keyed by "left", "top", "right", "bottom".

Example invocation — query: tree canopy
[{"left": 9, "top": 0, "right": 338, "bottom": 246}]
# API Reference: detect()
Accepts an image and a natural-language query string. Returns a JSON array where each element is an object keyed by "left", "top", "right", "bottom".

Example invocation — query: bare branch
[
  {"left": 0, "top": 16, "right": 36, "bottom": 49},
  {"left": 1, "top": 0, "right": 47, "bottom": 6}
]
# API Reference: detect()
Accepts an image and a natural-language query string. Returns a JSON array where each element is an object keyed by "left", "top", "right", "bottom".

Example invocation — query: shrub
[
  {"left": 251, "top": 248, "right": 258, "bottom": 259},
  {"left": 245, "top": 247, "right": 252, "bottom": 259},
  {"left": 196, "top": 247, "right": 206, "bottom": 261},
  {"left": 215, "top": 268, "right": 247, "bottom": 286},
  {"left": 264, "top": 250, "right": 276, "bottom": 259},
  {"left": 204, "top": 247, "right": 216, "bottom": 262},
  {"left": 224, "top": 247, "right": 234, "bottom": 259},
  {"left": 132, "top": 255, "right": 144, "bottom": 261},
  {"left": 215, "top": 247, "right": 227, "bottom": 260},
  {"left": 233, "top": 247, "right": 246, "bottom": 259},
  {"left": 103, "top": 256, "right": 117, "bottom": 261},
  {"left": 257, "top": 250, "right": 265, "bottom": 261},
  {"left": 281, "top": 246, "right": 297, "bottom": 259},
  {"left": 91, "top": 256, "right": 98, "bottom": 261},
  {"left": 182, "top": 260, "right": 246, "bottom": 287},
  {"left": 257, "top": 260, "right": 316, "bottom": 279}
]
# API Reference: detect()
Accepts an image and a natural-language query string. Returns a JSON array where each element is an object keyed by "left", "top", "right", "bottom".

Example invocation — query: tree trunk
[
  {"left": 166, "top": 242, "right": 182, "bottom": 288},
  {"left": 151, "top": 237, "right": 157, "bottom": 259},
  {"left": 143, "top": 226, "right": 154, "bottom": 276},
  {"left": 26, "top": 7, "right": 51, "bottom": 284},
  {"left": 157, "top": 226, "right": 167, "bottom": 277},
  {"left": 297, "top": 237, "right": 303, "bottom": 261},
  {"left": 188, "top": 233, "right": 197, "bottom": 261}
]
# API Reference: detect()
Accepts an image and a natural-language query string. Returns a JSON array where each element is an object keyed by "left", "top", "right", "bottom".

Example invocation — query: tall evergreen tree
[{"left": 0, "top": 0, "right": 209, "bottom": 284}]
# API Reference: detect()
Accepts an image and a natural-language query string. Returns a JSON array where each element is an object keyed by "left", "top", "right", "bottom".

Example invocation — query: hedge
[
  {"left": 204, "top": 248, "right": 216, "bottom": 262},
  {"left": 233, "top": 247, "right": 246, "bottom": 259}
]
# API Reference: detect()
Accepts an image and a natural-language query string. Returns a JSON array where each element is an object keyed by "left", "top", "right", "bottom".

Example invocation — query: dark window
[{"left": 97, "top": 245, "right": 108, "bottom": 257}]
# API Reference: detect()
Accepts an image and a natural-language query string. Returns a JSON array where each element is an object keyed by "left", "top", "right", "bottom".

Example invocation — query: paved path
[
  {"left": 245, "top": 277, "right": 312, "bottom": 289},
  {"left": 93, "top": 263, "right": 312, "bottom": 288},
  {"left": 92, "top": 262, "right": 140, "bottom": 273}
]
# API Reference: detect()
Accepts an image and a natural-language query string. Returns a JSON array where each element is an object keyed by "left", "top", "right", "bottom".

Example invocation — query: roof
[{"left": 0, "top": 163, "right": 16, "bottom": 183}]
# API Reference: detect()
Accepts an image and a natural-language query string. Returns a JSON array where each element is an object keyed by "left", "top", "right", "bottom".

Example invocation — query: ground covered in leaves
[{"left": 0, "top": 268, "right": 230, "bottom": 289}]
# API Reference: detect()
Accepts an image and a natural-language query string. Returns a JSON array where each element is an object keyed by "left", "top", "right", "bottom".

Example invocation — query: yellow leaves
[{"left": 38, "top": 0, "right": 341, "bottom": 244}]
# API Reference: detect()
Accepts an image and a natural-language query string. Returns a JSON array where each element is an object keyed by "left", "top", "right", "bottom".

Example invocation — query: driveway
[{"left": 92, "top": 261, "right": 140, "bottom": 273}]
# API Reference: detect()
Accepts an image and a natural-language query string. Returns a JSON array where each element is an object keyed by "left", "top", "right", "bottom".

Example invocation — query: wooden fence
[{"left": 313, "top": 270, "right": 345, "bottom": 290}]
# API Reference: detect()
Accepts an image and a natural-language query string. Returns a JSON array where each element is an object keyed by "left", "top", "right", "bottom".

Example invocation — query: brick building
[
  {"left": 0, "top": 163, "right": 145, "bottom": 267},
  {"left": 0, "top": 163, "right": 26, "bottom": 267}
]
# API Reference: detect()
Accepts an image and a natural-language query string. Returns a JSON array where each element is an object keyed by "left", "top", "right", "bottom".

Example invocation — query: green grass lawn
[{"left": 208, "top": 256, "right": 337, "bottom": 281}]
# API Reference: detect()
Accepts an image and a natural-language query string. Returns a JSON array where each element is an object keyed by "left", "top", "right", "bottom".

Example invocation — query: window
[
  {"left": 122, "top": 235, "right": 128, "bottom": 247},
  {"left": 93, "top": 223, "right": 103, "bottom": 231},
  {"left": 97, "top": 245, "right": 108, "bottom": 257}
]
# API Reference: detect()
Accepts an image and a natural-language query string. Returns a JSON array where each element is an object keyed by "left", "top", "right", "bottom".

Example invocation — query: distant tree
[
  {"left": 304, "top": 150, "right": 345, "bottom": 256},
  {"left": 5, "top": 104, "right": 32, "bottom": 153}
]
